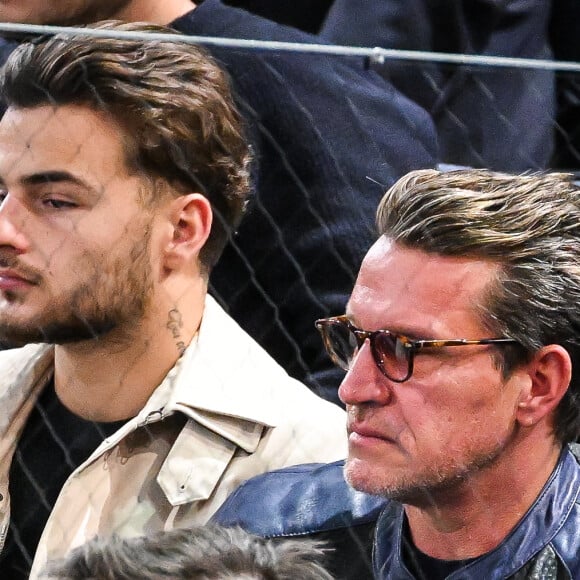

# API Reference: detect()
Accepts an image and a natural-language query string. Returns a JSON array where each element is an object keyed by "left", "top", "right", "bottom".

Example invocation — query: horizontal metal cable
[{"left": 0, "top": 21, "right": 578, "bottom": 72}]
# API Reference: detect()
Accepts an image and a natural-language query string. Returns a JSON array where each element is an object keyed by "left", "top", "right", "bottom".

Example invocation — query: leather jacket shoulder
[
  {"left": 213, "top": 447, "right": 580, "bottom": 579},
  {"left": 373, "top": 445, "right": 580, "bottom": 579},
  {"left": 212, "top": 460, "right": 386, "bottom": 579}
]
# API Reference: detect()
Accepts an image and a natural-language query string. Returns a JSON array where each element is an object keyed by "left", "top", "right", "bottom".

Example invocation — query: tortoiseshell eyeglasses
[{"left": 315, "top": 315, "right": 519, "bottom": 383}]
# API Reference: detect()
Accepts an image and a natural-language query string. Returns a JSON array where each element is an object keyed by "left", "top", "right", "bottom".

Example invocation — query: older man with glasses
[{"left": 214, "top": 168, "right": 580, "bottom": 580}]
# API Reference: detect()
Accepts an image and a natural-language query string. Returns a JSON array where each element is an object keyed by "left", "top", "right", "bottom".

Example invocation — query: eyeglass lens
[
  {"left": 321, "top": 320, "right": 411, "bottom": 381},
  {"left": 372, "top": 331, "right": 410, "bottom": 381},
  {"left": 322, "top": 319, "right": 358, "bottom": 370}
]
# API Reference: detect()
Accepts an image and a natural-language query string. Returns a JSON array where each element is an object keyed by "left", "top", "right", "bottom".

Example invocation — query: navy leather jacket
[
  {"left": 213, "top": 447, "right": 580, "bottom": 579},
  {"left": 213, "top": 461, "right": 385, "bottom": 579}
]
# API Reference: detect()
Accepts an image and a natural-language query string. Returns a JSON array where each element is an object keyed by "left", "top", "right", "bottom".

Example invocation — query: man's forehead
[
  {"left": 0, "top": 104, "right": 129, "bottom": 185},
  {"left": 348, "top": 237, "right": 499, "bottom": 336},
  {"left": 0, "top": 104, "right": 111, "bottom": 142},
  {"left": 0, "top": 105, "right": 54, "bottom": 141}
]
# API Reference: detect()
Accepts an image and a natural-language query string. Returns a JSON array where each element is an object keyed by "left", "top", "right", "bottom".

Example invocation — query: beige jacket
[{"left": 0, "top": 296, "right": 347, "bottom": 578}]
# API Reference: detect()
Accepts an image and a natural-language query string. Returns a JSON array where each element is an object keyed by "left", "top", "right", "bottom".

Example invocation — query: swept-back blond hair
[{"left": 377, "top": 169, "right": 580, "bottom": 442}]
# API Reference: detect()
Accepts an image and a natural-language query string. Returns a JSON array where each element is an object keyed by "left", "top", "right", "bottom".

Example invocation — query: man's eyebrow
[
  {"left": 19, "top": 170, "right": 95, "bottom": 191},
  {"left": 345, "top": 308, "right": 433, "bottom": 339},
  {"left": 0, "top": 171, "right": 103, "bottom": 204}
]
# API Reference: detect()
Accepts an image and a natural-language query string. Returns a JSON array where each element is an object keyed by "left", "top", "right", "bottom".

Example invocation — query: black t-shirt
[
  {"left": 0, "top": 379, "right": 126, "bottom": 579},
  {"left": 402, "top": 517, "right": 477, "bottom": 580}
]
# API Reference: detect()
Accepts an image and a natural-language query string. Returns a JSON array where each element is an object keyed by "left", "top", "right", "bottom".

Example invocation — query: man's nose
[
  {"left": 0, "top": 194, "right": 30, "bottom": 251},
  {"left": 338, "top": 340, "right": 392, "bottom": 406}
]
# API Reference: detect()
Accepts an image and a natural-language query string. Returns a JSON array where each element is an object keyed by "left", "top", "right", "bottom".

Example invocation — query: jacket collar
[
  {"left": 156, "top": 295, "right": 284, "bottom": 448},
  {"left": 0, "top": 343, "right": 53, "bottom": 437},
  {"left": 374, "top": 446, "right": 580, "bottom": 579},
  {"left": 0, "top": 296, "right": 286, "bottom": 454}
]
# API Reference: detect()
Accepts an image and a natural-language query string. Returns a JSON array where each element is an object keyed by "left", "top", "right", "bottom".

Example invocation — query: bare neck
[
  {"left": 113, "top": 0, "right": 197, "bottom": 25},
  {"left": 405, "top": 434, "right": 562, "bottom": 560},
  {"left": 53, "top": 282, "right": 205, "bottom": 422}
]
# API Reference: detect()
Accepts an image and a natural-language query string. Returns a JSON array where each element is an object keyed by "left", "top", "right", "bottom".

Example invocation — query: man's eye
[{"left": 43, "top": 198, "right": 77, "bottom": 209}]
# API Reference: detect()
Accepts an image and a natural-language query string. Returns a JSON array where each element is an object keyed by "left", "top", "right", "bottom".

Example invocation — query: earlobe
[
  {"left": 165, "top": 193, "right": 212, "bottom": 270},
  {"left": 516, "top": 345, "right": 572, "bottom": 429}
]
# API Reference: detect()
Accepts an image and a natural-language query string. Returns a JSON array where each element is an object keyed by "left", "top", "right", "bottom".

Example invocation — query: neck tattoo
[{"left": 167, "top": 308, "right": 186, "bottom": 356}]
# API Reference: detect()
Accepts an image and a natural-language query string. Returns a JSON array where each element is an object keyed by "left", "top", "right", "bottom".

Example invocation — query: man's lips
[
  {"left": 0, "top": 269, "right": 37, "bottom": 290},
  {"left": 348, "top": 423, "right": 396, "bottom": 444}
]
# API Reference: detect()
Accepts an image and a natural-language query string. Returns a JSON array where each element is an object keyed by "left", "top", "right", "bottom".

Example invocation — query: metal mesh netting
[{"left": 0, "top": 23, "right": 577, "bottom": 580}]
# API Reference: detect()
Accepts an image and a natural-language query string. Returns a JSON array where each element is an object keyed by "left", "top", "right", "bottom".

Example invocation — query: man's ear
[
  {"left": 516, "top": 345, "right": 572, "bottom": 428},
  {"left": 164, "top": 193, "right": 212, "bottom": 270}
]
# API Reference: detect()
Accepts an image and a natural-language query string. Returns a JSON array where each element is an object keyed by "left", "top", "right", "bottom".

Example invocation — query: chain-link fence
[{"left": 0, "top": 21, "right": 577, "bottom": 580}]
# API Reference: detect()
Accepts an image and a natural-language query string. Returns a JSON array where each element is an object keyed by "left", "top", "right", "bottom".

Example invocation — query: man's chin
[
  {"left": 343, "top": 457, "right": 383, "bottom": 495},
  {"left": 343, "top": 457, "right": 418, "bottom": 502},
  {"left": 0, "top": 317, "right": 118, "bottom": 345}
]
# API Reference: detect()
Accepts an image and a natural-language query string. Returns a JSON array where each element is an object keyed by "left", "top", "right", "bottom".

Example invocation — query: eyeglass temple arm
[{"left": 412, "top": 338, "right": 518, "bottom": 350}]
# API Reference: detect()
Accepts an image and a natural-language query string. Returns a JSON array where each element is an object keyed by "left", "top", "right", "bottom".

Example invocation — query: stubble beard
[
  {"left": 0, "top": 226, "right": 153, "bottom": 346},
  {"left": 344, "top": 436, "right": 508, "bottom": 507}
]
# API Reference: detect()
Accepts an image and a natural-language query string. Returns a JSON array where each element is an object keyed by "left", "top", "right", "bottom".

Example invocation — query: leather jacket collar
[{"left": 374, "top": 446, "right": 580, "bottom": 579}]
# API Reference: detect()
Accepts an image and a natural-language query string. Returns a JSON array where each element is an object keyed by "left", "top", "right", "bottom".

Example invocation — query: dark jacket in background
[
  {"left": 320, "top": 0, "right": 554, "bottom": 172},
  {"left": 222, "top": 0, "right": 580, "bottom": 173},
  {"left": 549, "top": 0, "right": 580, "bottom": 171},
  {"left": 171, "top": 0, "right": 438, "bottom": 403},
  {"left": 225, "top": 0, "right": 332, "bottom": 33}
]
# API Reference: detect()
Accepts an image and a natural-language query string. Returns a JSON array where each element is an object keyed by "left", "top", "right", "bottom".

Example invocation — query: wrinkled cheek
[
  {"left": 430, "top": 412, "right": 502, "bottom": 461},
  {"left": 393, "top": 425, "right": 437, "bottom": 470},
  {"left": 400, "top": 416, "right": 458, "bottom": 460}
]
